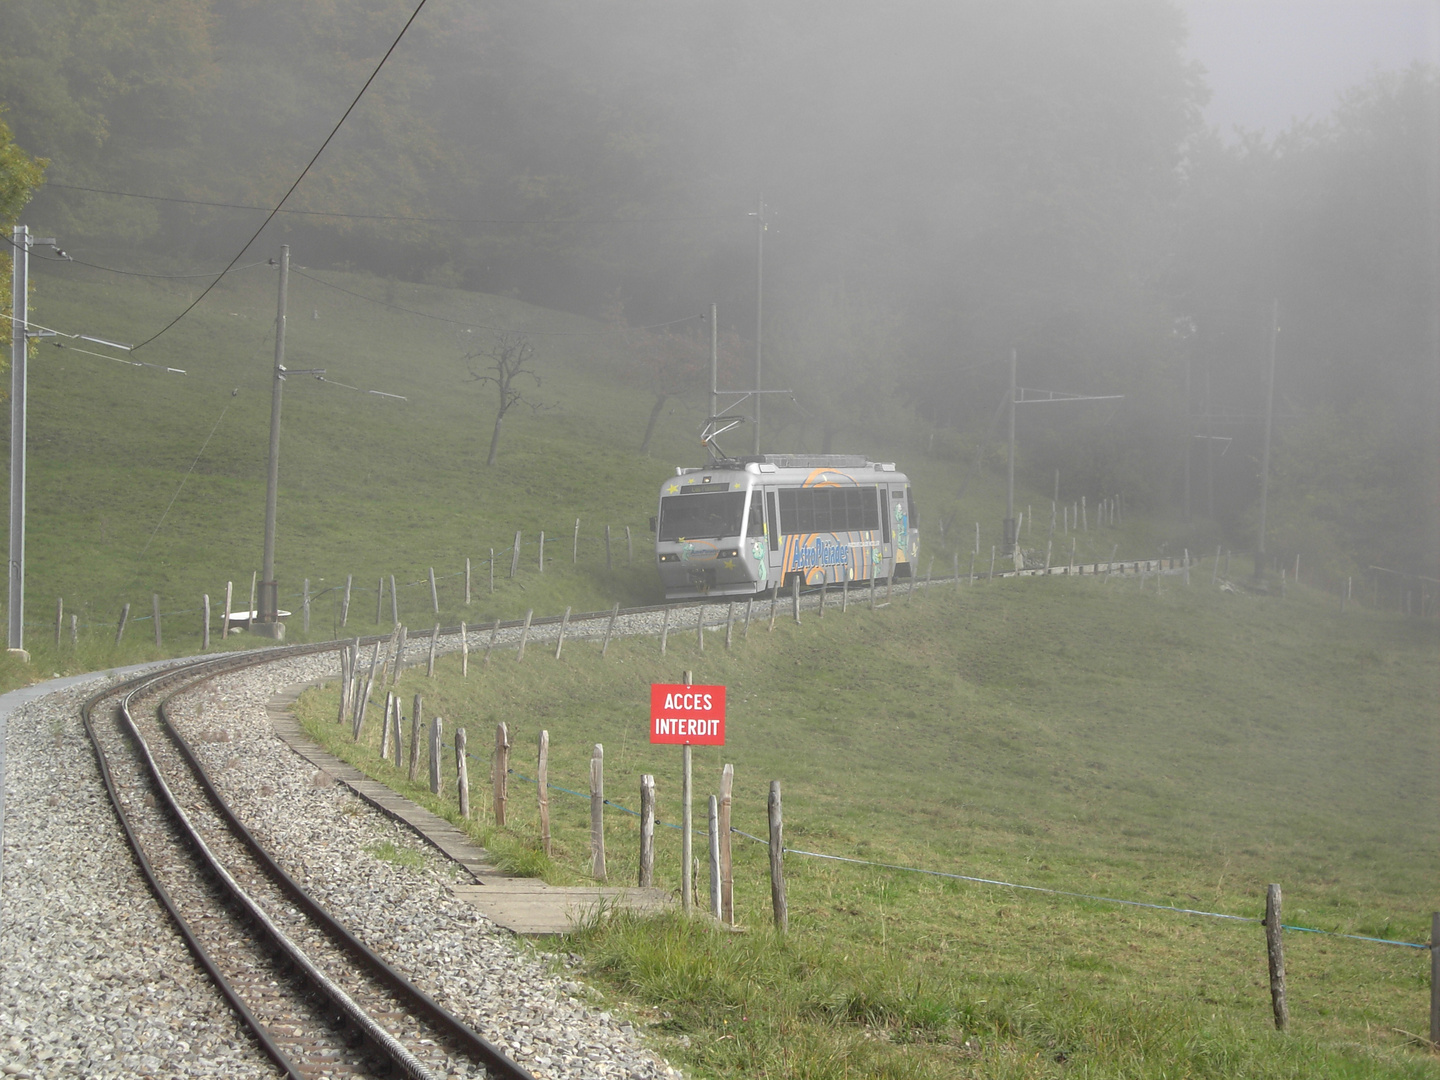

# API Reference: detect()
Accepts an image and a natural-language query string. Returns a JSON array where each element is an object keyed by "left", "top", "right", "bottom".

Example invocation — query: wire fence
[{"left": 494, "top": 762, "right": 1429, "bottom": 952}]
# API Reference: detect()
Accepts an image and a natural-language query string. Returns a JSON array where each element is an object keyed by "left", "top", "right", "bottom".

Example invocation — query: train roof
[{"left": 673, "top": 454, "right": 901, "bottom": 477}]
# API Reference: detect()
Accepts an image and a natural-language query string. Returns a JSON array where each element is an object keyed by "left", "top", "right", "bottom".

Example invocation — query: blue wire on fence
[
  {"left": 493, "top": 762, "right": 1428, "bottom": 951},
  {"left": 725, "top": 828, "right": 1430, "bottom": 950}
]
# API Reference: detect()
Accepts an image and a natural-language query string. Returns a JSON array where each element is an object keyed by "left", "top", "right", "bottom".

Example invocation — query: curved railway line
[
  {"left": 79, "top": 644, "right": 535, "bottom": 1080},
  {"left": 14, "top": 558, "right": 1179, "bottom": 1077}
]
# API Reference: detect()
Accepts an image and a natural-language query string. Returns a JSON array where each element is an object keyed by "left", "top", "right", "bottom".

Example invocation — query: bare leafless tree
[{"left": 467, "top": 332, "right": 545, "bottom": 466}]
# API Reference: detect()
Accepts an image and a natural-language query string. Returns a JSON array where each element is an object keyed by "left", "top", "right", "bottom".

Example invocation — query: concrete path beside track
[{"left": 268, "top": 682, "right": 672, "bottom": 935}]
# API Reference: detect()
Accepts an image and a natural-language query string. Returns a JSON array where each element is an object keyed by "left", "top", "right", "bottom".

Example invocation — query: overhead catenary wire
[
  {"left": 290, "top": 267, "right": 703, "bottom": 338},
  {"left": 43, "top": 181, "right": 728, "bottom": 228},
  {"left": 129, "top": 0, "right": 434, "bottom": 351},
  {"left": 138, "top": 390, "right": 240, "bottom": 557},
  {"left": 1, "top": 311, "right": 182, "bottom": 373}
]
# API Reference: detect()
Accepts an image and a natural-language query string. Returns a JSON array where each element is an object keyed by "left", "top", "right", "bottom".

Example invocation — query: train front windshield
[{"left": 658, "top": 489, "right": 746, "bottom": 542}]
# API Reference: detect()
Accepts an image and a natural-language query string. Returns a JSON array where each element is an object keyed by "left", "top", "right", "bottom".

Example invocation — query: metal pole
[
  {"left": 1257, "top": 298, "right": 1278, "bottom": 569},
  {"left": 1004, "top": 346, "right": 1017, "bottom": 556},
  {"left": 259, "top": 245, "right": 288, "bottom": 631},
  {"left": 753, "top": 194, "right": 764, "bottom": 454},
  {"left": 710, "top": 301, "right": 718, "bottom": 443},
  {"left": 9, "top": 225, "right": 28, "bottom": 654}
]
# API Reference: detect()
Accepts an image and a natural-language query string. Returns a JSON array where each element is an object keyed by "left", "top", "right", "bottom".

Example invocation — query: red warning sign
[{"left": 649, "top": 683, "right": 726, "bottom": 745}]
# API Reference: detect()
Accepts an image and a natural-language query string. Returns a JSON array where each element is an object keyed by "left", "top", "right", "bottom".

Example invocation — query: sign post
[{"left": 650, "top": 674, "right": 727, "bottom": 914}]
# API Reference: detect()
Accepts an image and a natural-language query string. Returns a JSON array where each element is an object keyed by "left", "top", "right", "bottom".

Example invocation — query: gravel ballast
[{"left": 2, "top": 652, "right": 685, "bottom": 1080}]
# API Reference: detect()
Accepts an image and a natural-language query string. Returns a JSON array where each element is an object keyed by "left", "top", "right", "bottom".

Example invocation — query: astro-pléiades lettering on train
[{"left": 652, "top": 454, "right": 918, "bottom": 601}]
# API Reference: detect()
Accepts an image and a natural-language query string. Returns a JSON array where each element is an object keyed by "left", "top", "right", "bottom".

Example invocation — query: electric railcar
[{"left": 654, "top": 454, "right": 918, "bottom": 600}]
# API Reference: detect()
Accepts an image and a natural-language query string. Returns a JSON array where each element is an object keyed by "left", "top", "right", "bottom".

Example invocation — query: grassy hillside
[
  {"left": 295, "top": 572, "right": 1438, "bottom": 1079},
  {"left": 2, "top": 259, "right": 1164, "bottom": 688}
]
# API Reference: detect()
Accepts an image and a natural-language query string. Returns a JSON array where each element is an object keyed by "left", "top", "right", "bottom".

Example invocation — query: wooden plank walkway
[{"left": 267, "top": 683, "right": 672, "bottom": 935}]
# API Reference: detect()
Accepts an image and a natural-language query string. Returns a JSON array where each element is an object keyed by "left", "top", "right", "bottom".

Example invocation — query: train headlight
[{"left": 718, "top": 549, "right": 739, "bottom": 558}]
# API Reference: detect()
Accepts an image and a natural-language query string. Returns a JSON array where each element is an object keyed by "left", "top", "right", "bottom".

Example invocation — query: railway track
[
  {"left": 79, "top": 645, "right": 535, "bottom": 1080},
  {"left": 60, "top": 562, "right": 1180, "bottom": 1077}
]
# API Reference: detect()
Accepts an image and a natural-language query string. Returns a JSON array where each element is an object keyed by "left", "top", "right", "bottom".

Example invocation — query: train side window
[
  {"left": 746, "top": 491, "right": 764, "bottom": 539},
  {"left": 880, "top": 490, "right": 891, "bottom": 543},
  {"left": 765, "top": 491, "right": 780, "bottom": 550}
]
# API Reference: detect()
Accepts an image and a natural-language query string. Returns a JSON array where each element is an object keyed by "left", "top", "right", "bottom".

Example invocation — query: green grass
[
  {"left": 4, "top": 256, "right": 1130, "bottom": 690},
  {"left": 295, "top": 571, "right": 1439, "bottom": 1079}
]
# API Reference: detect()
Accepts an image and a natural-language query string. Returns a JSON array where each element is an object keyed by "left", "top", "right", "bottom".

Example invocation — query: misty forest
[{"left": 0, "top": 0, "right": 1436, "bottom": 585}]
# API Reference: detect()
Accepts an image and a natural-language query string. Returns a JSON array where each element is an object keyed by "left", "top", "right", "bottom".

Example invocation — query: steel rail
[{"left": 80, "top": 644, "right": 537, "bottom": 1080}]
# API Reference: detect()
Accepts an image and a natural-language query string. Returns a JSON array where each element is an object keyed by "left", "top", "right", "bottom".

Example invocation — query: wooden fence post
[
  {"left": 744, "top": 596, "right": 754, "bottom": 637},
  {"left": 391, "top": 693, "right": 404, "bottom": 767},
  {"left": 341, "top": 575, "right": 351, "bottom": 628},
  {"left": 115, "top": 603, "right": 130, "bottom": 646},
  {"left": 464, "top": 558, "right": 471, "bottom": 606},
  {"left": 590, "top": 744, "right": 606, "bottom": 881},
  {"left": 516, "top": 609, "right": 533, "bottom": 661},
  {"left": 636, "top": 773, "right": 657, "bottom": 888},
  {"left": 429, "top": 567, "right": 439, "bottom": 614},
  {"left": 510, "top": 531, "right": 521, "bottom": 578},
  {"left": 390, "top": 625, "right": 406, "bottom": 684},
  {"left": 555, "top": 606, "right": 571, "bottom": 659},
  {"left": 429, "top": 716, "right": 443, "bottom": 795},
  {"left": 573, "top": 518, "right": 580, "bottom": 564},
  {"left": 697, "top": 605, "right": 705, "bottom": 652},
  {"left": 601, "top": 602, "right": 620, "bottom": 657},
  {"left": 223, "top": 581, "right": 233, "bottom": 639},
  {"left": 302, "top": 579, "right": 311, "bottom": 634},
  {"left": 605, "top": 525, "right": 613, "bottom": 569},
  {"left": 490, "top": 548, "right": 495, "bottom": 594},
  {"left": 460, "top": 621, "right": 468, "bottom": 677},
  {"left": 427, "top": 624, "right": 439, "bottom": 677},
  {"left": 708, "top": 795, "right": 721, "bottom": 918},
  {"left": 725, "top": 601, "right": 736, "bottom": 648},
  {"left": 353, "top": 643, "right": 379, "bottom": 741},
  {"left": 719, "top": 763, "right": 734, "bottom": 925},
  {"left": 626, "top": 525, "right": 633, "bottom": 565},
  {"left": 1265, "top": 884, "right": 1289, "bottom": 1031},
  {"left": 381, "top": 693, "right": 394, "bottom": 759},
  {"left": 769, "top": 780, "right": 787, "bottom": 933},
  {"left": 376, "top": 576, "right": 385, "bottom": 625},
  {"left": 494, "top": 722, "right": 510, "bottom": 826},
  {"left": 1430, "top": 911, "right": 1439, "bottom": 1045},
  {"left": 539, "top": 531, "right": 545, "bottom": 573},
  {"left": 537, "top": 730, "right": 550, "bottom": 854},
  {"left": 660, "top": 605, "right": 670, "bottom": 655},
  {"left": 770, "top": 581, "right": 781, "bottom": 629},
  {"left": 247, "top": 572, "right": 256, "bottom": 629},
  {"left": 69, "top": 614, "right": 76, "bottom": 645},
  {"left": 456, "top": 728, "right": 470, "bottom": 818},
  {"left": 408, "top": 695, "right": 422, "bottom": 782},
  {"left": 202, "top": 594, "right": 210, "bottom": 650},
  {"left": 389, "top": 574, "right": 399, "bottom": 625},
  {"left": 484, "top": 617, "right": 500, "bottom": 665},
  {"left": 337, "top": 645, "right": 352, "bottom": 724},
  {"left": 152, "top": 595, "right": 162, "bottom": 648},
  {"left": 818, "top": 578, "right": 827, "bottom": 619},
  {"left": 792, "top": 574, "right": 802, "bottom": 623}
]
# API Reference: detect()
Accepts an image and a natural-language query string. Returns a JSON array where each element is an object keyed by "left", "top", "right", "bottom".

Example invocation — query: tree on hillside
[
  {"left": 0, "top": 109, "right": 46, "bottom": 385},
  {"left": 466, "top": 332, "right": 545, "bottom": 466},
  {"left": 1169, "top": 64, "right": 1440, "bottom": 579},
  {"left": 626, "top": 324, "right": 705, "bottom": 455}
]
